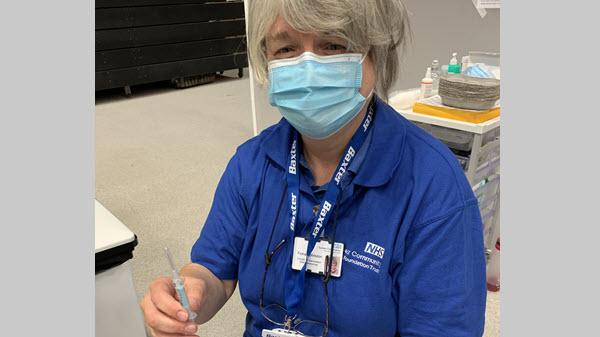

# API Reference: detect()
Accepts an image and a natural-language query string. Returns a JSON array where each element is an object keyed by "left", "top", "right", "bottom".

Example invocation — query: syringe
[{"left": 164, "top": 247, "right": 198, "bottom": 321}]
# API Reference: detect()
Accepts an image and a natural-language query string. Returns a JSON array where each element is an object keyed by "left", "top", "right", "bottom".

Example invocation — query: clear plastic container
[
  {"left": 468, "top": 51, "right": 500, "bottom": 67},
  {"left": 468, "top": 51, "right": 500, "bottom": 79}
]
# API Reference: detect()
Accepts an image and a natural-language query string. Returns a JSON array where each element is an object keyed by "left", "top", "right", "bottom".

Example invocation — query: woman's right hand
[{"left": 140, "top": 276, "right": 205, "bottom": 337}]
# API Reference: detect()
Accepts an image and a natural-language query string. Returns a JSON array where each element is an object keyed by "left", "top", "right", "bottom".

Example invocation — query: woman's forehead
[
  {"left": 267, "top": 16, "right": 342, "bottom": 43},
  {"left": 269, "top": 15, "right": 293, "bottom": 34},
  {"left": 267, "top": 16, "right": 310, "bottom": 39}
]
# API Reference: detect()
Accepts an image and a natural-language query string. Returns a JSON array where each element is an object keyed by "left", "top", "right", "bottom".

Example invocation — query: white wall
[
  {"left": 393, "top": 0, "right": 499, "bottom": 92},
  {"left": 246, "top": 0, "right": 500, "bottom": 134}
]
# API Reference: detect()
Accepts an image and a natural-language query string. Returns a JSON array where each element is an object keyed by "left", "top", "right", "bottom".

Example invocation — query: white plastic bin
[{"left": 95, "top": 200, "right": 146, "bottom": 337}]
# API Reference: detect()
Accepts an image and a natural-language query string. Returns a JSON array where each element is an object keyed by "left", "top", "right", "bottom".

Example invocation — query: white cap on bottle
[{"left": 450, "top": 52, "right": 458, "bottom": 65}]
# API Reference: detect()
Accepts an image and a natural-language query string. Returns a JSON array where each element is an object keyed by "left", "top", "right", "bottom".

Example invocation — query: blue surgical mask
[{"left": 268, "top": 52, "right": 369, "bottom": 140}]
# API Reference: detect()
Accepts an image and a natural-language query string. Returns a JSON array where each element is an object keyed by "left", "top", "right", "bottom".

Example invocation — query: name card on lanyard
[{"left": 283, "top": 101, "right": 375, "bottom": 319}]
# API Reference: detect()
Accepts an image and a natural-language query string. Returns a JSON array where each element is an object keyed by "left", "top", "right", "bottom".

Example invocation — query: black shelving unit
[{"left": 95, "top": 0, "right": 248, "bottom": 92}]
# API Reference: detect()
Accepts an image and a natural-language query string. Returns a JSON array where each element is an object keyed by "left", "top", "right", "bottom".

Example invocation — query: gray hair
[{"left": 247, "top": 0, "right": 411, "bottom": 101}]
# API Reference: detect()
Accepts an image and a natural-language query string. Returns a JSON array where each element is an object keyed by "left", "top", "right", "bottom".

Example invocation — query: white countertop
[{"left": 95, "top": 200, "right": 135, "bottom": 254}]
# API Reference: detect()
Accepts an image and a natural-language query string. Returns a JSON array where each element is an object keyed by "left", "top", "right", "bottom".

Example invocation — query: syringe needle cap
[{"left": 164, "top": 246, "right": 177, "bottom": 272}]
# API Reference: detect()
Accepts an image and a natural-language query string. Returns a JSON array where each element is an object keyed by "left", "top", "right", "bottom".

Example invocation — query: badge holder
[
  {"left": 261, "top": 328, "right": 305, "bottom": 337},
  {"left": 291, "top": 237, "right": 344, "bottom": 278},
  {"left": 263, "top": 316, "right": 303, "bottom": 337}
]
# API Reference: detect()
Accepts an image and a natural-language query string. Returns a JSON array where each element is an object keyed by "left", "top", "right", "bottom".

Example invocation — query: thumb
[{"left": 181, "top": 276, "right": 206, "bottom": 312}]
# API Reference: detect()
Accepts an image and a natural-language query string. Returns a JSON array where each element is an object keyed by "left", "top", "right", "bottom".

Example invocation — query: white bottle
[
  {"left": 431, "top": 60, "right": 440, "bottom": 92},
  {"left": 420, "top": 67, "right": 433, "bottom": 99},
  {"left": 461, "top": 55, "right": 471, "bottom": 74}
]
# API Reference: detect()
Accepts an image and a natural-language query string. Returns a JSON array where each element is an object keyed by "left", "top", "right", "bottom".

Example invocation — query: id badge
[
  {"left": 291, "top": 237, "right": 344, "bottom": 277},
  {"left": 261, "top": 328, "right": 304, "bottom": 337}
]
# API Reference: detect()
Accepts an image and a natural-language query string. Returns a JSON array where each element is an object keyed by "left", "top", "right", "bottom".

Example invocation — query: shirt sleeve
[
  {"left": 190, "top": 151, "right": 248, "bottom": 280},
  {"left": 394, "top": 201, "right": 487, "bottom": 337}
]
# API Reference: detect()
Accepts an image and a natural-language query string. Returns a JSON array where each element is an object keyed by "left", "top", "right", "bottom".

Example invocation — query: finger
[
  {"left": 143, "top": 294, "right": 197, "bottom": 334},
  {"left": 150, "top": 278, "right": 189, "bottom": 322},
  {"left": 155, "top": 276, "right": 176, "bottom": 296}
]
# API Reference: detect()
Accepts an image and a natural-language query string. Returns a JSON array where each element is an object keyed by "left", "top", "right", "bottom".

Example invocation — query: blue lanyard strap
[{"left": 283, "top": 100, "right": 375, "bottom": 318}]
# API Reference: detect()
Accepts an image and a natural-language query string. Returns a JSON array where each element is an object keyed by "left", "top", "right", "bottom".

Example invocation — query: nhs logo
[{"left": 364, "top": 242, "right": 385, "bottom": 259}]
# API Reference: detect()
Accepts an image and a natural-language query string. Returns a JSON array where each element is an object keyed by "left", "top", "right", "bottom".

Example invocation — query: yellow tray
[{"left": 412, "top": 102, "right": 500, "bottom": 123}]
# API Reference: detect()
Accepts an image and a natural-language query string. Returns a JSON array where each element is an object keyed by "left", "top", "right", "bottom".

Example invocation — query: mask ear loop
[
  {"left": 359, "top": 50, "right": 374, "bottom": 99},
  {"left": 359, "top": 48, "right": 371, "bottom": 64},
  {"left": 360, "top": 53, "right": 368, "bottom": 64}
]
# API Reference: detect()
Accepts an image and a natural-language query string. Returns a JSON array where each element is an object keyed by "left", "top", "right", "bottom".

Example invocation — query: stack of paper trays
[
  {"left": 412, "top": 95, "right": 500, "bottom": 123},
  {"left": 439, "top": 75, "right": 500, "bottom": 110}
]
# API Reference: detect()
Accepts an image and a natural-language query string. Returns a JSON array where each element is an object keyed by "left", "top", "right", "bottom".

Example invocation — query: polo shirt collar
[{"left": 262, "top": 96, "right": 406, "bottom": 188}]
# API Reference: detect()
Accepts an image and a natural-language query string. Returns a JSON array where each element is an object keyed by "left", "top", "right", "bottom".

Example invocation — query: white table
[
  {"left": 395, "top": 109, "right": 500, "bottom": 134},
  {"left": 95, "top": 200, "right": 147, "bottom": 337}
]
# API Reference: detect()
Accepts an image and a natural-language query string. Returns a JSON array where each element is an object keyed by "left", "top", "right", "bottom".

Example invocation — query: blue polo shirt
[{"left": 191, "top": 97, "right": 486, "bottom": 337}]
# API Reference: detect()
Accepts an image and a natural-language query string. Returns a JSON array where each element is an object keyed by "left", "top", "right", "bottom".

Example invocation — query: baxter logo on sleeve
[{"left": 364, "top": 242, "right": 385, "bottom": 259}]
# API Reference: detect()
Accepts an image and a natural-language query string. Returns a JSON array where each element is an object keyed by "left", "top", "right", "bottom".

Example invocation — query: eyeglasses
[{"left": 257, "top": 188, "right": 341, "bottom": 337}]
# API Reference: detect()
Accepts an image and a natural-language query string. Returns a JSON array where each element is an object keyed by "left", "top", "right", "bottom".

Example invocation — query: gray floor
[{"left": 95, "top": 72, "right": 499, "bottom": 336}]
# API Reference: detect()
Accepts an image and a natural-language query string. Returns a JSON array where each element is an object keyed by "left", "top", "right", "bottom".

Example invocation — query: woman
[{"left": 141, "top": 1, "right": 486, "bottom": 336}]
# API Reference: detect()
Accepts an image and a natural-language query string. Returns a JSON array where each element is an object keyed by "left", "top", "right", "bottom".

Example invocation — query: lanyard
[{"left": 283, "top": 100, "right": 375, "bottom": 320}]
